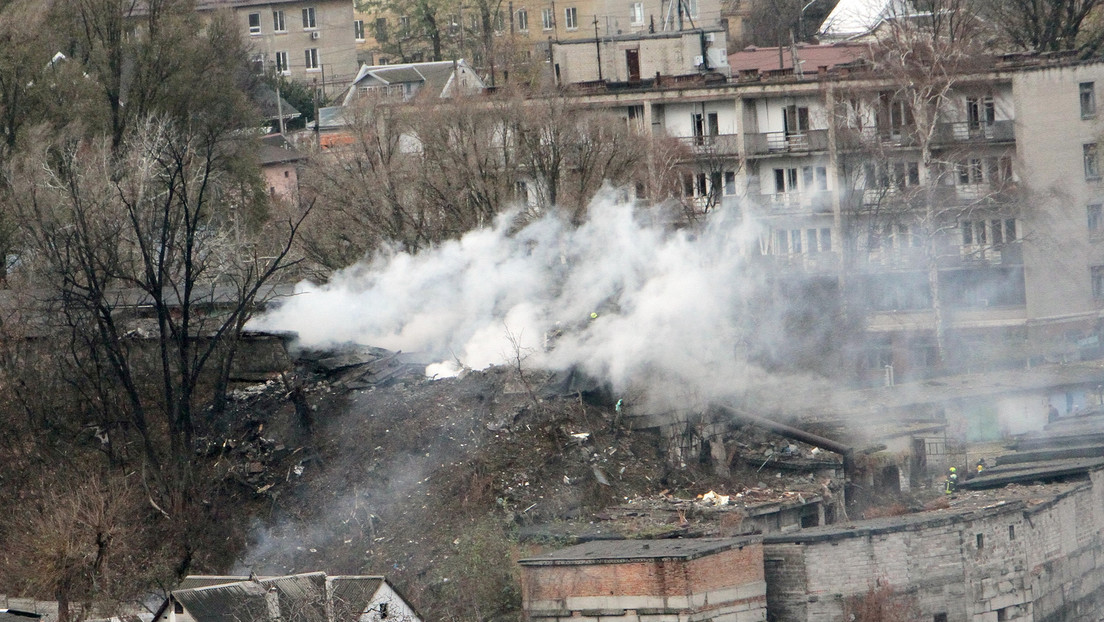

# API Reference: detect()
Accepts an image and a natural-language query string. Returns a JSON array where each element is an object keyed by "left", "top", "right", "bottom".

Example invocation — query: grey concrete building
[{"left": 555, "top": 50, "right": 1104, "bottom": 384}]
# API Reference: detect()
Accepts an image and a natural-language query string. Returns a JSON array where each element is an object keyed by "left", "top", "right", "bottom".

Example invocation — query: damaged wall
[
  {"left": 763, "top": 470, "right": 1104, "bottom": 621},
  {"left": 520, "top": 538, "right": 766, "bottom": 622}
]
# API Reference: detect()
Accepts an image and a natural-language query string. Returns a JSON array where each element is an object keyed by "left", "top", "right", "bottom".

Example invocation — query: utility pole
[
  {"left": 276, "top": 83, "right": 286, "bottom": 135},
  {"left": 593, "top": 15, "right": 603, "bottom": 81}
]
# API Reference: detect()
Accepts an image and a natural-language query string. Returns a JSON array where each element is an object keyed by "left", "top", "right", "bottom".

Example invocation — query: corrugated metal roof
[
  {"left": 327, "top": 577, "right": 383, "bottom": 617},
  {"left": 174, "top": 581, "right": 270, "bottom": 622},
  {"left": 177, "top": 576, "right": 251, "bottom": 591},
  {"left": 174, "top": 573, "right": 329, "bottom": 622}
]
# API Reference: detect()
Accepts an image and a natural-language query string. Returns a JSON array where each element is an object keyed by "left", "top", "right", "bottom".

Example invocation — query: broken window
[
  {"left": 379, "top": 603, "right": 389, "bottom": 619},
  {"left": 966, "top": 96, "right": 995, "bottom": 130}
]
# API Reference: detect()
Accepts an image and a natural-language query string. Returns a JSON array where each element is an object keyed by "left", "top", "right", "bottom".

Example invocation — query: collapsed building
[{"left": 520, "top": 415, "right": 1104, "bottom": 622}]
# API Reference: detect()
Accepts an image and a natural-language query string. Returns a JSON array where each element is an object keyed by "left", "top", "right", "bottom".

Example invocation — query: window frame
[
  {"left": 1082, "top": 82, "right": 1097, "bottom": 119},
  {"left": 304, "top": 47, "right": 320, "bottom": 71},
  {"left": 354, "top": 19, "right": 365, "bottom": 41},
  {"left": 564, "top": 6, "right": 578, "bottom": 30},
  {"left": 1090, "top": 203, "right": 1103, "bottom": 237},
  {"left": 629, "top": 1, "right": 644, "bottom": 24},
  {"left": 273, "top": 10, "right": 286, "bottom": 32},
  {"left": 275, "top": 50, "right": 290, "bottom": 74},
  {"left": 1087, "top": 143, "right": 1100, "bottom": 180},
  {"left": 541, "top": 7, "right": 554, "bottom": 30},
  {"left": 517, "top": 7, "right": 529, "bottom": 30},
  {"left": 248, "top": 12, "right": 262, "bottom": 35},
  {"left": 302, "top": 7, "right": 317, "bottom": 29},
  {"left": 1092, "top": 265, "right": 1104, "bottom": 299}
]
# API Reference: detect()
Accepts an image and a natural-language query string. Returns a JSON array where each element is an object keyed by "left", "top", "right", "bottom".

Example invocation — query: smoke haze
[{"left": 254, "top": 192, "right": 830, "bottom": 413}]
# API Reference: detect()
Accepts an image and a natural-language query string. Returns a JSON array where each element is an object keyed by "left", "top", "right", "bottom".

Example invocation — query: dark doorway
[{"left": 626, "top": 49, "right": 640, "bottom": 82}]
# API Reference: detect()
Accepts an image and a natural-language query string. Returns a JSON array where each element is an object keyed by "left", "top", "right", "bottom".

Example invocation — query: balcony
[
  {"left": 933, "top": 120, "right": 1015, "bottom": 145},
  {"left": 752, "top": 251, "right": 840, "bottom": 275},
  {"left": 837, "top": 120, "right": 1015, "bottom": 150},
  {"left": 745, "top": 130, "right": 829, "bottom": 156},
  {"left": 765, "top": 190, "right": 833, "bottom": 213},
  {"left": 677, "top": 134, "right": 741, "bottom": 157}
]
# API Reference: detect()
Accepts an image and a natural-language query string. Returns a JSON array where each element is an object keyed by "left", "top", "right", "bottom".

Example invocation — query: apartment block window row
[
  {"left": 773, "top": 165, "right": 828, "bottom": 193},
  {"left": 865, "top": 161, "right": 920, "bottom": 190},
  {"left": 961, "top": 219, "right": 1016, "bottom": 247},
  {"left": 771, "top": 228, "right": 832, "bottom": 255},
  {"left": 682, "top": 170, "right": 738, "bottom": 199},
  {"left": 954, "top": 156, "right": 1012, "bottom": 186}
]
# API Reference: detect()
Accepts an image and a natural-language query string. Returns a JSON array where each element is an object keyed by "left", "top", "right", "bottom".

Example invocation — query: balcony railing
[
  {"left": 677, "top": 133, "right": 741, "bottom": 156},
  {"left": 837, "top": 120, "right": 1015, "bottom": 150},
  {"left": 752, "top": 252, "right": 840, "bottom": 274},
  {"left": 766, "top": 190, "right": 833, "bottom": 213},
  {"left": 745, "top": 129, "right": 829, "bottom": 155},
  {"left": 933, "top": 120, "right": 1015, "bottom": 145}
]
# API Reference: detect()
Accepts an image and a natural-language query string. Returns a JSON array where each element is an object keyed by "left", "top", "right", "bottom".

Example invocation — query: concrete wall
[
  {"left": 552, "top": 29, "right": 729, "bottom": 84},
  {"left": 1013, "top": 63, "right": 1104, "bottom": 324},
  {"left": 763, "top": 472, "right": 1104, "bottom": 621}
]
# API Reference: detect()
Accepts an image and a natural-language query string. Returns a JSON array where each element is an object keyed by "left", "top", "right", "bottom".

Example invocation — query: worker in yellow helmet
[{"left": 944, "top": 466, "right": 958, "bottom": 494}]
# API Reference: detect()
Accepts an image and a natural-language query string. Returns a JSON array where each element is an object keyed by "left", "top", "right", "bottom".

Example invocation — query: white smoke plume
[{"left": 254, "top": 191, "right": 828, "bottom": 413}]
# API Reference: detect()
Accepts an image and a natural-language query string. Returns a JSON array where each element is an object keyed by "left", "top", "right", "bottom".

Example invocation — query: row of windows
[
  {"left": 254, "top": 49, "right": 321, "bottom": 74},
  {"left": 248, "top": 8, "right": 368, "bottom": 42},
  {"left": 249, "top": 8, "right": 317, "bottom": 34},
  {"left": 373, "top": 1, "right": 692, "bottom": 37}
]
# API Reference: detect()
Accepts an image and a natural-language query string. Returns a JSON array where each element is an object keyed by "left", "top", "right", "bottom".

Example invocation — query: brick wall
[
  {"left": 524, "top": 544, "right": 762, "bottom": 602},
  {"left": 765, "top": 475, "right": 1104, "bottom": 621}
]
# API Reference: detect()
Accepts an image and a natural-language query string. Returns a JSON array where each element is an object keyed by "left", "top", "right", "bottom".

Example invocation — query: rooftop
[{"left": 518, "top": 536, "right": 761, "bottom": 566}]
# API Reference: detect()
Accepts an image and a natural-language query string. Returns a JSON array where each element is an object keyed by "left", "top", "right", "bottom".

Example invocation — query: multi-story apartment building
[
  {"left": 198, "top": 0, "right": 360, "bottom": 96},
  {"left": 353, "top": 0, "right": 724, "bottom": 73},
  {"left": 556, "top": 47, "right": 1104, "bottom": 383}
]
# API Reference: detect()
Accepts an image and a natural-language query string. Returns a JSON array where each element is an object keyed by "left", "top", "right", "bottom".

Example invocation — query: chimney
[{"left": 265, "top": 588, "right": 281, "bottom": 622}]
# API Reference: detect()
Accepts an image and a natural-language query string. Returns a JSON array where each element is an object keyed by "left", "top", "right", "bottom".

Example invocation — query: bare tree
[
  {"left": 831, "top": 0, "right": 1019, "bottom": 369},
  {"left": 3, "top": 116, "right": 309, "bottom": 522},
  {"left": 980, "top": 0, "right": 1104, "bottom": 55},
  {"left": 301, "top": 93, "right": 655, "bottom": 276}
]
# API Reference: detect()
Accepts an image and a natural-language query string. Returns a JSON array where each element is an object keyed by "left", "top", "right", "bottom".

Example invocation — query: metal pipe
[{"left": 714, "top": 404, "right": 853, "bottom": 457}]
